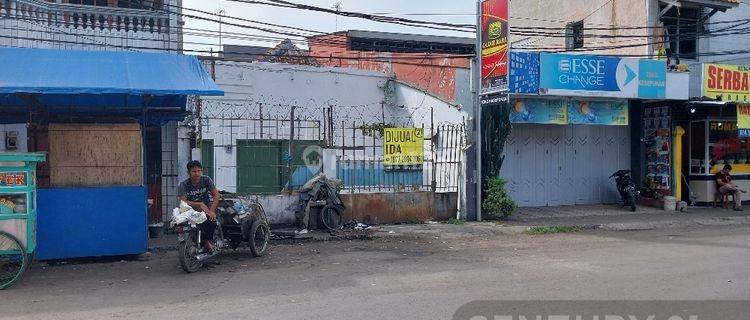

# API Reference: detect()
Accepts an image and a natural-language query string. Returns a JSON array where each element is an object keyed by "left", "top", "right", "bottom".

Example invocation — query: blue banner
[
  {"left": 509, "top": 51, "right": 540, "bottom": 94},
  {"left": 538, "top": 53, "right": 666, "bottom": 99},
  {"left": 510, "top": 99, "right": 567, "bottom": 124},
  {"left": 568, "top": 101, "right": 629, "bottom": 125},
  {"left": 638, "top": 60, "right": 667, "bottom": 99},
  {"left": 540, "top": 53, "right": 622, "bottom": 92}
]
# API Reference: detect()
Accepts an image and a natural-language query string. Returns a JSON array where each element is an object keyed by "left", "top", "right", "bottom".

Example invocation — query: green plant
[
  {"left": 447, "top": 218, "right": 465, "bottom": 225},
  {"left": 358, "top": 122, "right": 395, "bottom": 137},
  {"left": 525, "top": 225, "right": 580, "bottom": 235},
  {"left": 482, "top": 177, "right": 517, "bottom": 220}
]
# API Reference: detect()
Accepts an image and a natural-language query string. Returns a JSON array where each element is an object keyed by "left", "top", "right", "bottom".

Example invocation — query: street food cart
[{"left": 0, "top": 152, "right": 45, "bottom": 289}]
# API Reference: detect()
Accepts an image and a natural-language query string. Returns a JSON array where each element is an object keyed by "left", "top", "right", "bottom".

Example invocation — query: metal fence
[{"left": 191, "top": 100, "right": 466, "bottom": 195}]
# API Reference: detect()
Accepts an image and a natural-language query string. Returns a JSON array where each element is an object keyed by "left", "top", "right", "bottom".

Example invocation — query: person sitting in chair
[{"left": 716, "top": 164, "right": 747, "bottom": 211}]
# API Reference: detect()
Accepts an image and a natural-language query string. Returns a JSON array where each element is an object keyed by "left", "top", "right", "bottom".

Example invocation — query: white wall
[
  {"left": 197, "top": 61, "right": 466, "bottom": 193},
  {"left": 199, "top": 60, "right": 393, "bottom": 192},
  {"left": 510, "top": 0, "right": 650, "bottom": 57},
  {"left": 0, "top": 0, "right": 180, "bottom": 52},
  {"left": 0, "top": 124, "right": 28, "bottom": 152}
]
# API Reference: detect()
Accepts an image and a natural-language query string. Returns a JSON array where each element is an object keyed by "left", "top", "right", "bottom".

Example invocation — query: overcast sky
[{"left": 181, "top": 0, "right": 478, "bottom": 54}]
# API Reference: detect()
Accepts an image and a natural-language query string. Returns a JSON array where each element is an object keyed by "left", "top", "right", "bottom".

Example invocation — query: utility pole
[
  {"left": 218, "top": 8, "right": 225, "bottom": 55},
  {"left": 474, "top": 0, "right": 483, "bottom": 222},
  {"left": 332, "top": 2, "right": 342, "bottom": 32}
]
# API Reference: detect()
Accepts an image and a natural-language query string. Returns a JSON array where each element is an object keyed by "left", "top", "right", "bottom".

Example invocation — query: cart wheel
[
  {"left": 0, "top": 231, "right": 28, "bottom": 290},
  {"left": 248, "top": 219, "right": 269, "bottom": 257}
]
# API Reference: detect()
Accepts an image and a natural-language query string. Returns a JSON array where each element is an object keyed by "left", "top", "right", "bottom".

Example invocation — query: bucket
[
  {"left": 148, "top": 224, "right": 164, "bottom": 238},
  {"left": 663, "top": 196, "right": 677, "bottom": 211}
]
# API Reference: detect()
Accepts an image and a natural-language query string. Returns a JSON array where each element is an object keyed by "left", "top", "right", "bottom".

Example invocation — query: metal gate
[{"left": 500, "top": 124, "right": 631, "bottom": 207}]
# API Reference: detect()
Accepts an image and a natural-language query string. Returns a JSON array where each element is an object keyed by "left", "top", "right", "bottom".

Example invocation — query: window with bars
[
  {"left": 565, "top": 21, "right": 584, "bottom": 50},
  {"left": 660, "top": 5, "right": 702, "bottom": 60}
]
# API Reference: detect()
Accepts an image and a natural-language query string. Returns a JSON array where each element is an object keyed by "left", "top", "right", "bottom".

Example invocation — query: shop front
[
  {"left": 673, "top": 63, "right": 750, "bottom": 205},
  {"left": 0, "top": 47, "right": 222, "bottom": 260},
  {"left": 499, "top": 52, "right": 668, "bottom": 207}
]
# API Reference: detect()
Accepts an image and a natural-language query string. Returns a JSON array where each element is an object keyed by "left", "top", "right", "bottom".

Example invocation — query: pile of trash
[
  {"left": 216, "top": 200, "right": 252, "bottom": 225},
  {"left": 341, "top": 219, "right": 373, "bottom": 231},
  {"left": 294, "top": 173, "right": 345, "bottom": 231},
  {"left": 170, "top": 201, "right": 207, "bottom": 227}
]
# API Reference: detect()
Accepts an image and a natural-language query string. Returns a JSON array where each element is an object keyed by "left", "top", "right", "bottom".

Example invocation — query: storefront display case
[
  {"left": 688, "top": 117, "right": 750, "bottom": 204},
  {"left": 0, "top": 153, "right": 45, "bottom": 254}
]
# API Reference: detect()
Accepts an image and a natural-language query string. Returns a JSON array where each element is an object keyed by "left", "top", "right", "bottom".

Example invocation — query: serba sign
[{"left": 703, "top": 63, "right": 750, "bottom": 103}]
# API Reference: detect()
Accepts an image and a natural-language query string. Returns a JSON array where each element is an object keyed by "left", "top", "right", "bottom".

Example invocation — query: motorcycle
[
  {"left": 610, "top": 170, "right": 639, "bottom": 212},
  {"left": 173, "top": 197, "right": 270, "bottom": 273}
]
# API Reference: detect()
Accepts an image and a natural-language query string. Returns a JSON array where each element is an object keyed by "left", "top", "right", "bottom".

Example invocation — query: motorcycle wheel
[
  {"left": 630, "top": 202, "right": 637, "bottom": 212},
  {"left": 178, "top": 233, "right": 203, "bottom": 273},
  {"left": 248, "top": 220, "right": 270, "bottom": 258}
]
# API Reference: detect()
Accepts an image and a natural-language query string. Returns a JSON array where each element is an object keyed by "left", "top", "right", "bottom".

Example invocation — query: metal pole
[
  {"left": 287, "top": 106, "right": 296, "bottom": 192},
  {"left": 475, "top": 0, "right": 483, "bottom": 221}
]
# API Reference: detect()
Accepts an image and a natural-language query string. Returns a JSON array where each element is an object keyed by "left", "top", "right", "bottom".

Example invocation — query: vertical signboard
[{"left": 481, "top": 0, "right": 509, "bottom": 94}]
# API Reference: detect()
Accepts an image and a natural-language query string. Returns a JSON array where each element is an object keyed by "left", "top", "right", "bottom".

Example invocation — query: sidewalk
[
  {"left": 148, "top": 204, "right": 750, "bottom": 251},
  {"left": 506, "top": 204, "right": 750, "bottom": 231}
]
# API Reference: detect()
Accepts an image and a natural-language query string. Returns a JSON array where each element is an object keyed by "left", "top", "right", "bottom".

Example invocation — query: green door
[
  {"left": 200, "top": 139, "right": 214, "bottom": 180},
  {"left": 237, "top": 140, "right": 282, "bottom": 193}
]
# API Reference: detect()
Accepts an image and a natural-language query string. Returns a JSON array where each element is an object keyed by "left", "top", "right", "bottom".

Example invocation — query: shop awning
[{"left": 0, "top": 47, "right": 223, "bottom": 123}]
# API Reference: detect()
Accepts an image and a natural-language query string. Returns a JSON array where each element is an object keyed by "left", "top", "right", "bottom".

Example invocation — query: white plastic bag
[{"left": 171, "top": 201, "right": 207, "bottom": 227}]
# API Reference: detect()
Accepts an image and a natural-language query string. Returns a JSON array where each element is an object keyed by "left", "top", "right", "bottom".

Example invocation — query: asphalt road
[{"left": 1, "top": 225, "right": 749, "bottom": 320}]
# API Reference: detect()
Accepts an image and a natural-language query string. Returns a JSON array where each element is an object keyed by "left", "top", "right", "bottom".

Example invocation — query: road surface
[{"left": 1, "top": 225, "right": 749, "bottom": 319}]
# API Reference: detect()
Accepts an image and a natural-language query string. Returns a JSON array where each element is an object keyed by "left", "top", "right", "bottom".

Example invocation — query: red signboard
[
  {"left": 481, "top": 0, "right": 509, "bottom": 94},
  {"left": 0, "top": 172, "right": 26, "bottom": 187}
]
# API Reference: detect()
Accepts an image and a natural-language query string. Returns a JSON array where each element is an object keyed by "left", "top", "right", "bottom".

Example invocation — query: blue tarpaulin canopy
[{"left": 0, "top": 47, "right": 222, "bottom": 123}]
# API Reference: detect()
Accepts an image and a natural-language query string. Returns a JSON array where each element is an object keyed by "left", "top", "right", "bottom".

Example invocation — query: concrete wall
[
  {"left": 308, "top": 33, "right": 471, "bottom": 104},
  {"left": 510, "top": 0, "right": 650, "bottom": 57},
  {"left": 340, "top": 191, "right": 458, "bottom": 225},
  {"left": 253, "top": 191, "right": 458, "bottom": 227},
  {"left": 254, "top": 194, "right": 297, "bottom": 225},
  {"left": 0, "top": 0, "right": 181, "bottom": 51},
  {"left": 197, "top": 60, "right": 466, "bottom": 193},
  {"left": 198, "top": 60, "right": 392, "bottom": 193},
  {"left": 0, "top": 124, "right": 28, "bottom": 152}
]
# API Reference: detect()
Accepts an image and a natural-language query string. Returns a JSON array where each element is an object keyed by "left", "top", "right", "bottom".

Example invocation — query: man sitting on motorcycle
[{"left": 178, "top": 160, "right": 221, "bottom": 253}]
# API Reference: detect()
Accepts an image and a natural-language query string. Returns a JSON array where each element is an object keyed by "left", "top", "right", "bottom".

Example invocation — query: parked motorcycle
[
  {"left": 173, "top": 197, "right": 270, "bottom": 273},
  {"left": 610, "top": 170, "right": 639, "bottom": 212}
]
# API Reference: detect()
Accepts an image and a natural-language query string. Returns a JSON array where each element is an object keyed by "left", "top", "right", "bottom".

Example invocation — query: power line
[{"left": 226, "top": 0, "right": 476, "bottom": 32}]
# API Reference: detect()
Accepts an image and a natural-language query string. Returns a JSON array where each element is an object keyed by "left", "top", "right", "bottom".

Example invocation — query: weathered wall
[
  {"left": 198, "top": 60, "right": 465, "bottom": 194},
  {"left": 0, "top": 124, "right": 28, "bottom": 152},
  {"left": 0, "top": 0, "right": 182, "bottom": 51},
  {"left": 199, "top": 60, "right": 392, "bottom": 193},
  {"left": 340, "top": 192, "right": 458, "bottom": 225},
  {"left": 510, "top": 0, "right": 650, "bottom": 57},
  {"left": 308, "top": 34, "right": 471, "bottom": 104},
  {"left": 254, "top": 194, "right": 297, "bottom": 225}
]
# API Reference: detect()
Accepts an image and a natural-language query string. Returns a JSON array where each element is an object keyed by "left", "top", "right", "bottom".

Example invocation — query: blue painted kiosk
[{"left": 0, "top": 47, "right": 222, "bottom": 260}]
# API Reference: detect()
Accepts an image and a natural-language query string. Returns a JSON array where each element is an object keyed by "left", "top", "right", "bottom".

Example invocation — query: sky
[{"left": 181, "top": 0, "right": 478, "bottom": 54}]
